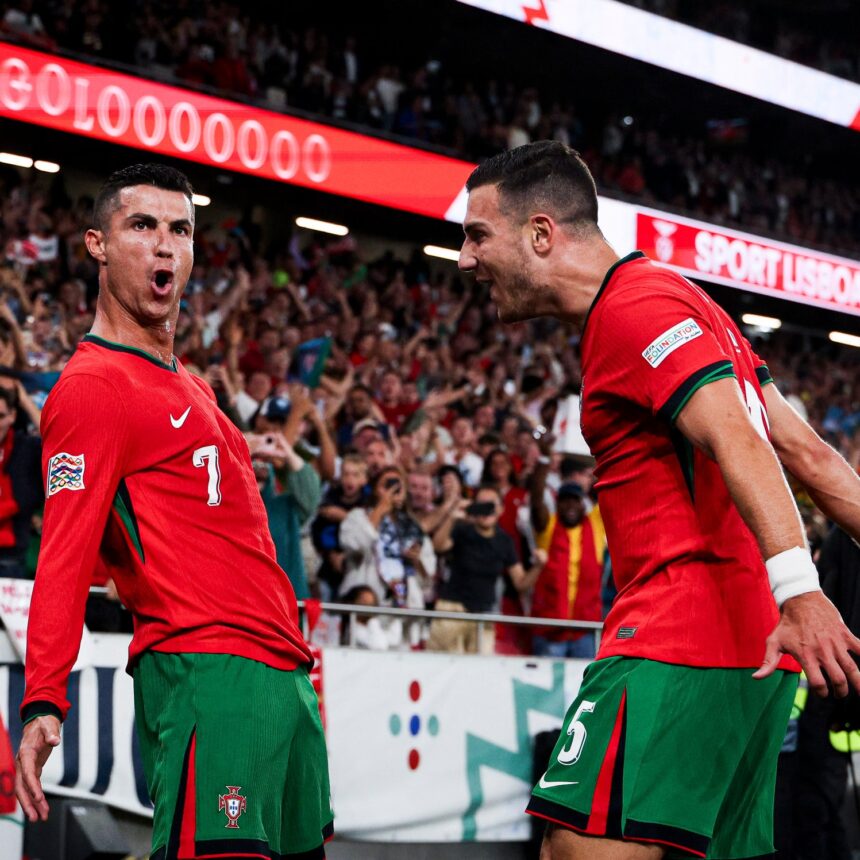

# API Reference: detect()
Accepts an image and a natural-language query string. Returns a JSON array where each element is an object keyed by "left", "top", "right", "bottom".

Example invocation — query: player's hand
[
  {"left": 15, "top": 715, "right": 61, "bottom": 822},
  {"left": 753, "top": 591, "right": 860, "bottom": 697}
]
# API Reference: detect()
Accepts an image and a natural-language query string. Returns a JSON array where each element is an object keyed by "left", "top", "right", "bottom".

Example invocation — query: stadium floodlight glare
[
  {"left": 33, "top": 160, "right": 60, "bottom": 173},
  {"left": 191, "top": 194, "right": 211, "bottom": 206},
  {"left": 0, "top": 152, "right": 33, "bottom": 168},
  {"left": 423, "top": 245, "right": 460, "bottom": 262},
  {"left": 295, "top": 217, "right": 349, "bottom": 236},
  {"left": 741, "top": 314, "right": 782, "bottom": 330},
  {"left": 829, "top": 331, "right": 860, "bottom": 349}
]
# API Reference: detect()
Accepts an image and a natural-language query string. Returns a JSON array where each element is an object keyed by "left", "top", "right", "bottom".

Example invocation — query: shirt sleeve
[
  {"left": 593, "top": 285, "right": 737, "bottom": 423},
  {"left": 501, "top": 531, "right": 518, "bottom": 570},
  {"left": 21, "top": 373, "right": 129, "bottom": 723},
  {"left": 450, "top": 520, "right": 468, "bottom": 547},
  {"left": 742, "top": 335, "right": 774, "bottom": 387}
]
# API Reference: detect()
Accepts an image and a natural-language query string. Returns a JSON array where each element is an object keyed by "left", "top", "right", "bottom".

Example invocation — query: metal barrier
[
  {"left": 85, "top": 588, "right": 604, "bottom": 654},
  {"left": 296, "top": 600, "right": 603, "bottom": 654}
]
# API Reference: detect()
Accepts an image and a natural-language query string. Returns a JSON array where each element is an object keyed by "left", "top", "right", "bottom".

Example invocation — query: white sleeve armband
[{"left": 765, "top": 546, "right": 821, "bottom": 608}]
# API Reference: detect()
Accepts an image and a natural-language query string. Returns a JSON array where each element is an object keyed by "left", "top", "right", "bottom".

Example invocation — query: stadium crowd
[
  {"left": 2, "top": 0, "right": 860, "bottom": 256},
  {"left": 0, "top": 165, "right": 857, "bottom": 657}
]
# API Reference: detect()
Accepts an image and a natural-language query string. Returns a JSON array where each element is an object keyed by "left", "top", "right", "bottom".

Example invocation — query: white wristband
[{"left": 765, "top": 546, "right": 821, "bottom": 608}]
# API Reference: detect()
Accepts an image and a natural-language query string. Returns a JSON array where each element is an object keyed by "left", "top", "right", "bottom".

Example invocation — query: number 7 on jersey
[{"left": 193, "top": 445, "right": 222, "bottom": 506}]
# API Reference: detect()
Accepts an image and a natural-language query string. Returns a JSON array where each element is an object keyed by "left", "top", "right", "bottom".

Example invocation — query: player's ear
[
  {"left": 84, "top": 228, "right": 108, "bottom": 265},
  {"left": 530, "top": 214, "right": 554, "bottom": 256}
]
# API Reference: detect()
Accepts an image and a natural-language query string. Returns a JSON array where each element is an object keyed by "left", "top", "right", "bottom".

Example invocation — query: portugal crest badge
[{"left": 218, "top": 785, "right": 247, "bottom": 828}]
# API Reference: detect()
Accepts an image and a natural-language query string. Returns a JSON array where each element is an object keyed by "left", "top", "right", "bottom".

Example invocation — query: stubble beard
[{"left": 497, "top": 264, "right": 543, "bottom": 324}]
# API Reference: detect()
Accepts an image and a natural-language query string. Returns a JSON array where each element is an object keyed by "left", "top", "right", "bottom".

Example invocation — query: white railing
[
  {"left": 86, "top": 587, "right": 604, "bottom": 654},
  {"left": 296, "top": 600, "right": 603, "bottom": 653}
]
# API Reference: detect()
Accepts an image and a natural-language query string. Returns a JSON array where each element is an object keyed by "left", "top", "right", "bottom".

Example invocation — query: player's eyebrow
[
  {"left": 463, "top": 220, "right": 490, "bottom": 237},
  {"left": 125, "top": 212, "right": 158, "bottom": 227},
  {"left": 125, "top": 213, "right": 193, "bottom": 231}
]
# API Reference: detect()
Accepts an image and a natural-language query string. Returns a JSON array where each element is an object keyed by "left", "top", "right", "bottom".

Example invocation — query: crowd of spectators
[
  {"left": 2, "top": 1, "right": 860, "bottom": 256},
  {"left": 0, "top": 165, "right": 857, "bottom": 656}
]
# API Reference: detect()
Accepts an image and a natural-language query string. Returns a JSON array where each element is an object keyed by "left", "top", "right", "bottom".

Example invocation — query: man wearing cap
[
  {"left": 529, "top": 476, "right": 607, "bottom": 659},
  {"left": 350, "top": 417, "right": 385, "bottom": 452}
]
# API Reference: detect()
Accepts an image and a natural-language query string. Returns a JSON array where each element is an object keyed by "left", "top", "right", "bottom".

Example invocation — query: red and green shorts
[
  {"left": 133, "top": 651, "right": 333, "bottom": 860},
  {"left": 527, "top": 656, "right": 796, "bottom": 859}
]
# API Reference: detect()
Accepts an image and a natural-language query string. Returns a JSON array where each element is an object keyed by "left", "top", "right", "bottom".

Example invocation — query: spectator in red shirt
[{"left": 375, "top": 370, "right": 419, "bottom": 431}]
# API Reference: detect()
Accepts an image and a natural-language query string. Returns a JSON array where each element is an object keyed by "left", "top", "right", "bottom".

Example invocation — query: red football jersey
[
  {"left": 22, "top": 335, "right": 311, "bottom": 722},
  {"left": 580, "top": 252, "right": 795, "bottom": 669}
]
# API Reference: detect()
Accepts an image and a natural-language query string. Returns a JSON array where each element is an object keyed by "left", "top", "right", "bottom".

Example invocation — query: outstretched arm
[
  {"left": 762, "top": 383, "right": 860, "bottom": 542},
  {"left": 676, "top": 378, "right": 860, "bottom": 698}
]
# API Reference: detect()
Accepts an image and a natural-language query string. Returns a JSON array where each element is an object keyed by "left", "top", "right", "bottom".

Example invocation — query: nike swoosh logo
[
  {"left": 538, "top": 774, "right": 578, "bottom": 790},
  {"left": 170, "top": 406, "right": 192, "bottom": 429}
]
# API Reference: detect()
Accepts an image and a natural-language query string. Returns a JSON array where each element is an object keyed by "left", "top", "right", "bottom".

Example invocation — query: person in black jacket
[{"left": 792, "top": 526, "right": 860, "bottom": 860}]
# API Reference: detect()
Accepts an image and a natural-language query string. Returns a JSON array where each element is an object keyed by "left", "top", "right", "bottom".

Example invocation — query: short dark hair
[
  {"left": 0, "top": 387, "right": 17, "bottom": 412},
  {"left": 466, "top": 141, "right": 599, "bottom": 233},
  {"left": 93, "top": 163, "right": 194, "bottom": 231}
]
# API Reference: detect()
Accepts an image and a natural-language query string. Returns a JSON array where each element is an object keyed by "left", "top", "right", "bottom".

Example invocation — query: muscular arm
[
  {"left": 763, "top": 383, "right": 860, "bottom": 543},
  {"left": 676, "top": 377, "right": 860, "bottom": 696},
  {"left": 675, "top": 378, "right": 805, "bottom": 559}
]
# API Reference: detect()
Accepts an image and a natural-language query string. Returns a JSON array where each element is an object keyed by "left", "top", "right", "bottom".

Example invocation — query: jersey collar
[
  {"left": 82, "top": 334, "right": 178, "bottom": 373},
  {"left": 581, "top": 250, "right": 646, "bottom": 337}
]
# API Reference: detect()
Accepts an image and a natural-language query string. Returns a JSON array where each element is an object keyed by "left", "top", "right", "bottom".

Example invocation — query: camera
[
  {"left": 384, "top": 478, "right": 401, "bottom": 491},
  {"left": 467, "top": 501, "right": 496, "bottom": 517}
]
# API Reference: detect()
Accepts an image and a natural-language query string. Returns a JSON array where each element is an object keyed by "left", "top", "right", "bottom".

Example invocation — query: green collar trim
[
  {"left": 581, "top": 250, "right": 646, "bottom": 337},
  {"left": 83, "top": 334, "right": 178, "bottom": 373}
]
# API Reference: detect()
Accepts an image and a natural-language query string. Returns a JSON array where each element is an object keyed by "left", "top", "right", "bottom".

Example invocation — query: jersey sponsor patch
[
  {"left": 46, "top": 452, "right": 86, "bottom": 497},
  {"left": 641, "top": 318, "right": 703, "bottom": 368}
]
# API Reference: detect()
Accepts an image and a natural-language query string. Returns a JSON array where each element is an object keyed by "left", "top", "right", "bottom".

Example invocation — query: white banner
[
  {"left": 0, "top": 636, "right": 587, "bottom": 841},
  {"left": 0, "top": 579, "right": 94, "bottom": 671},
  {"left": 325, "top": 649, "right": 585, "bottom": 841},
  {"left": 0, "top": 634, "right": 150, "bottom": 819},
  {"left": 551, "top": 396, "right": 590, "bottom": 458}
]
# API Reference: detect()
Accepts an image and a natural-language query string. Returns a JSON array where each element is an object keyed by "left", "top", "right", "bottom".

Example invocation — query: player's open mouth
[{"left": 150, "top": 269, "right": 174, "bottom": 297}]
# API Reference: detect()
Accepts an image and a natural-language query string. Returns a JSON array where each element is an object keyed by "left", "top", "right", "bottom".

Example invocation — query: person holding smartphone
[
  {"left": 338, "top": 466, "right": 436, "bottom": 610},
  {"left": 429, "top": 485, "right": 546, "bottom": 654}
]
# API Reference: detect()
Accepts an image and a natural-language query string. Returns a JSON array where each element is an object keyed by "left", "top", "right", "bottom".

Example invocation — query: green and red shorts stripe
[
  {"left": 135, "top": 652, "right": 333, "bottom": 860},
  {"left": 527, "top": 656, "right": 796, "bottom": 858}
]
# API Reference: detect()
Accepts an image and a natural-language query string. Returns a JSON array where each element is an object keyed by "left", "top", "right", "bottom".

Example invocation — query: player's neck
[
  {"left": 90, "top": 305, "right": 177, "bottom": 367},
  {"left": 551, "top": 238, "right": 620, "bottom": 329}
]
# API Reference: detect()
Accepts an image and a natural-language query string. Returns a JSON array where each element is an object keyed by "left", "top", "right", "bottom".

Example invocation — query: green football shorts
[
  {"left": 527, "top": 656, "right": 797, "bottom": 859},
  {"left": 133, "top": 651, "right": 333, "bottom": 859}
]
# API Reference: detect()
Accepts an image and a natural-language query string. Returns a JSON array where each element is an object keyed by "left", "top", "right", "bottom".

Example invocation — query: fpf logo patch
[
  {"left": 218, "top": 785, "right": 247, "bottom": 828},
  {"left": 47, "top": 452, "right": 86, "bottom": 497}
]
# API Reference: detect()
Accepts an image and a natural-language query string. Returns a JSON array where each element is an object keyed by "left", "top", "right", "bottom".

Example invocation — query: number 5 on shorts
[{"left": 557, "top": 700, "right": 596, "bottom": 766}]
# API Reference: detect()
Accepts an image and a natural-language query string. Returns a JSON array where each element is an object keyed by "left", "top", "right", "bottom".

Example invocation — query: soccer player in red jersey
[
  {"left": 459, "top": 142, "right": 860, "bottom": 859},
  {"left": 15, "top": 165, "right": 333, "bottom": 859}
]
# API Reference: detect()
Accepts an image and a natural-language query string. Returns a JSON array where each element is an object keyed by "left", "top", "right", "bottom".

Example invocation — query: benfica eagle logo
[{"left": 218, "top": 785, "right": 247, "bottom": 828}]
